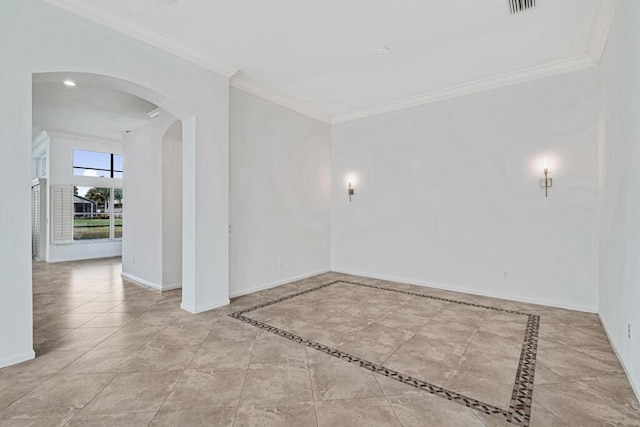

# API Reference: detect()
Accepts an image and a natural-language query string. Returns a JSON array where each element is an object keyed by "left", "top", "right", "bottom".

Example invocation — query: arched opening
[
  {"left": 30, "top": 72, "right": 189, "bottom": 355},
  {"left": 0, "top": 2, "right": 231, "bottom": 367}
]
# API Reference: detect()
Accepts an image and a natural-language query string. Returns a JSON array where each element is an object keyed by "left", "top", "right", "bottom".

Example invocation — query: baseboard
[
  {"left": 599, "top": 314, "right": 640, "bottom": 402},
  {"left": 48, "top": 252, "right": 122, "bottom": 263},
  {"left": 229, "top": 269, "right": 331, "bottom": 299},
  {"left": 180, "top": 299, "right": 230, "bottom": 314},
  {"left": 331, "top": 268, "right": 598, "bottom": 313},
  {"left": 121, "top": 272, "right": 162, "bottom": 292},
  {"left": 162, "top": 283, "right": 182, "bottom": 291},
  {"left": 0, "top": 350, "right": 35, "bottom": 369}
]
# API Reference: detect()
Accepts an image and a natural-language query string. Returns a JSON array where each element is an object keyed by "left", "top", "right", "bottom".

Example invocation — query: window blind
[{"left": 51, "top": 185, "right": 73, "bottom": 243}]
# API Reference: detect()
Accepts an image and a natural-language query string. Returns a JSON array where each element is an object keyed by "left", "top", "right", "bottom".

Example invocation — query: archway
[{"left": 0, "top": 0, "right": 230, "bottom": 367}]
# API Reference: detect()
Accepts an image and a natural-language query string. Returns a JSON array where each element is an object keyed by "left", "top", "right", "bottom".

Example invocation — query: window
[
  {"left": 73, "top": 149, "right": 123, "bottom": 178},
  {"left": 73, "top": 187, "right": 123, "bottom": 241}
]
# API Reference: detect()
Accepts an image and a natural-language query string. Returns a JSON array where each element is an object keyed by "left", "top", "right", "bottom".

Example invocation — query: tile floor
[{"left": 0, "top": 257, "right": 638, "bottom": 426}]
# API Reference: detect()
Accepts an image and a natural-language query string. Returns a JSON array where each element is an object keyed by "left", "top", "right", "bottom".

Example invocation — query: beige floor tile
[
  {"left": 271, "top": 318, "right": 350, "bottom": 347},
  {"left": 80, "top": 371, "right": 180, "bottom": 415},
  {"left": 315, "top": 397, "right": 401, "bottom": 427},
  {"left": 0, "top": 348, "right": 91, "bottom": 380},
  {"left": 577, "top": 375, "right": 640, "bottom": 409},
  {"left": 205, "top": 317, "right": 260, "bottom": 342},
  {"left": 161, "top": 368, "right": 246, "bottom": 410},
  {"left": 14, "top": 260, "right": 639, "bottom": 426},
  {"left": 123, "top": 345, "right": 200, "bottom": 372},
  {"left": 239, "top": 364, "right": 313, "bottom": 406},
  {"left": 535, "top": 380, "right": 640, "bottom": 426},
  {"left": 535, "top": 345, "right": 624, "bottom": 384},
  {"left": 315, "top": 311, "right": 374, "bottom": 335},
  {"left": 388, "top": 393, "right": 486, "bottom": 426},
  {"left": 0, "top": 375, "right": 51, "bottom": 412},
  {"left": 538, "top": 322, "right": 611, "bottom": 348},
  {"left": 308, "top": 349, "right": 383, "bottom": 401},
  {"left": 249, "top": 335, "right": 308, "bottom": 367},
  {"left": 0, "top": 373, "right": 114, "bottom": 421},
  {"left": 234, "top": 402, "right": 317, "bottom": 427},
  {"left": 66, "top": 412, "right": 156, "bottom": 426},
  {"left": 61, "top": 345, "right": 143, "bottom": 374},
  {"left": 336, "top": 323, "right": 414, "bottom": 365},
  {"left": 44, "top": 327, "right": 119, "bottom": 350},
  {"left": 373, "top": 373, "right": 426, "bottom": 398},
  {"left": 126, "top": 310, "right": 185, "bottom": 327},
  {"left": 190, "top": 340, "right": 254, "bottom": 369},
  {"left": 68, "top": 301, "right": 123, "bottom": 314},
  {"left": 529, "top": 401, "right": 569, "bottom": 427},
  {"left": 444, "top": 350, "right": 518, "bottom": 408},
  {"left": 97, "top": 325, "right": 164, "bottom": 348},
  {"left": 472, "top": 411, "right": 510, "bottom": 427},
  {"left": 415, "top": 317, "right": 478, "bottom": 347},
  {"left": 149, "top": 325, "right": 210, "bottom": 347},
  {"left": 36, "top": 313, "right": 99, "bottom": 330},
  {"left": 150, "top": 407, "right": 236, "bottom": 427},
  {"left": 376, "top": 311, "right": 434, "bottom": 335},
  {"left": 384, "top": 334, "right": 467, "bottom": 386},
  {"left": 78, "top": 312, "right": 140, "bottom": 328},
  {"left": 0, "top": 418, "right": 70, "bottom": 427}
]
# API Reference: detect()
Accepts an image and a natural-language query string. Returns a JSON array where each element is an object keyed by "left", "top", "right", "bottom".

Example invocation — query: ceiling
[
  {"left": 33, "top": 73, "right": 158, "bottom": 141},
  {"left": 42, "top": 0, "right": 616, "bottom": 123}
]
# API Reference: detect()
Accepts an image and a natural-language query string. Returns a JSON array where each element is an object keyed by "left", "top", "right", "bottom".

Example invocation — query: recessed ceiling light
[
  {"left": 63, "top": 79, "right": 76, "bottom": 87},
  {"left": 377, "top": 47, "right": 391, "bottom": 55}
]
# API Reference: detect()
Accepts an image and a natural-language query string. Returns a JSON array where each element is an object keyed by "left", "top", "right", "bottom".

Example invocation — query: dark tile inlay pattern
[{"left": 230, "top": 280, "right": 540, "bottom": 427}]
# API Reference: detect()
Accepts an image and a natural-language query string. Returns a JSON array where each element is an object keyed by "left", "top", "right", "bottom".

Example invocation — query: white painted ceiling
[
  {"left": 33, "top": 73, "right": 158, "bottom": 140},
  {"left": 42, "top": 0, "right": 612, "bottom": 122}
]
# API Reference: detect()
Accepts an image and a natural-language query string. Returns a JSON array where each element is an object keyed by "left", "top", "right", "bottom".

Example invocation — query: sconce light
[
  {"left": 540, "top": 167, "right": 552, "bottom": 197},
  {"left": 348, "top": 182, "right": 355, "bottom": 202}
]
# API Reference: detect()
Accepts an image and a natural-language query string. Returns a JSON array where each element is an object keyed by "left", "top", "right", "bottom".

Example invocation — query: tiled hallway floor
[{"left": 0, "top": 258, "right": 638, "bottom": 426}]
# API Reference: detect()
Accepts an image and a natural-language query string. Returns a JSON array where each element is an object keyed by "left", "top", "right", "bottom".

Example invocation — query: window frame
[
  {"left": 72, "top": 149, "right": 123, "bottom": 179},
  {"left": 71, "top": 186, "right": 123, "bottom": 243}
]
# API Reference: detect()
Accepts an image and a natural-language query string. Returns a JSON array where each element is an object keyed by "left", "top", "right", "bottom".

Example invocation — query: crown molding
[
  {"left": 39, "top": 0, "right": 603, "bottom": 126},
  {"left": 332, "top": 55, "right": 597, "bottom": 124},
  {"left": 31, "top": 130, "right": 50, "bottom": 155},
  {"left": 40, "top": 0, "right": 239, "bottom": 78},
  {"left": 588, "top": 0, "right": 619, "bottom": 63},
  {"left": 46, "top": 129, "right": 124, "bottom": 146},
  {"left": 230, "top": 77, "right": 333, "bottom": 124}
]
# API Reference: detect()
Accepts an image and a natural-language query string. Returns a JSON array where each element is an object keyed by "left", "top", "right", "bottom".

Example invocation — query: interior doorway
[{"left": 30, "top": 72, "right": 185, "bottom": 354}]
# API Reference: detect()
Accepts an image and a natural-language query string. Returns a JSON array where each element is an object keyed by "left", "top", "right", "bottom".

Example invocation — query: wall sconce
[
  {"left": 540, "top": 167, "right": 552, "bottom": 197},
  {"left": 348, "top": 182, "right": 355, "bottom": 202}
]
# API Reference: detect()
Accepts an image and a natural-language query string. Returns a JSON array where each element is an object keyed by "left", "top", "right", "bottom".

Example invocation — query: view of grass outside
[
  {"left": 73, "top": 187, "right": 123, "bottom": 240},
  {"left": 73, "top": 215, "right": 123, "bottom": 240}
]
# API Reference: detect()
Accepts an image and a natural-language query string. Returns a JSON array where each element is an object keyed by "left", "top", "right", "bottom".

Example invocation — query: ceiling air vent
[{"left": 507, "top": 0, "right": 537, "bottom": 14}]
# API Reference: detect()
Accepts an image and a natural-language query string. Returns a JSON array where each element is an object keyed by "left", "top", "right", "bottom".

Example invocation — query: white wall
[
  {"left": 46, "top": 132, "right": 123, "bottom": 263},
  {"left": 332, "top": 67, "right": 601, "bottom": 311},
  {"left": 0, "top": 0, "right": 229, "bottom": 367},
  {"left": 122, "top": 113, "right": 182, "bottom": 291},
  {"left": 162, "top": 122, "right": 183, "bottom": 289},
  {"left": 122, "top": 114, "right": 171, "bottom": 288},
  {"left": 229, "top": 88, "right": 331, "bottom": 297},
  {"left": 598, "top": 0, "right": 640, "bottom": 398}
]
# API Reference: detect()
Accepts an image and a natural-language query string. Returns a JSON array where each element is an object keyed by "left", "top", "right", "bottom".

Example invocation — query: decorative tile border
[{"left": 229, "top": 280, "right": 539, "bottom": 426}]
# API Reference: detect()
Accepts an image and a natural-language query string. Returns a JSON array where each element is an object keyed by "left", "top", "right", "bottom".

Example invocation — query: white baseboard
[
  {"left": 229, "top": 269, "right": 331, "bottom": 299},
  {"left": 162, "top": 283, "right": 182, "bottom": 291},
  {"left": 331, "top": 268, "right": 598, "bottom": 313},
  {"left": 0, "top": 350, "right": 35, "bottom": 369},
  {"left": 122, "top": 273, "right": 180, "bottom": 292},
  {"left": 180, "top": 299, "right": 230, "bottom": 314},
  {"left": 121, "top": 272, "right": 164, "bottom": 292},
  {"left": 599, "top": 314, "right": 640, "bottom": 402},
  {"left": 47, "top": 252, "right": 122, "bottom": 263}
]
